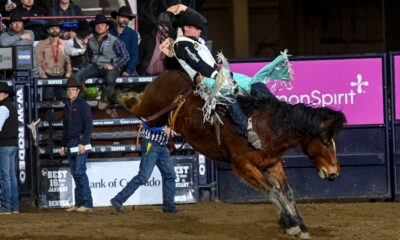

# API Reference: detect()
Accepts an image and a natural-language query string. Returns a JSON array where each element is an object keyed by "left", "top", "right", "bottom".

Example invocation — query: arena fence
[{"left": 2, "top": 47, "right": 400, "bottom": 206}]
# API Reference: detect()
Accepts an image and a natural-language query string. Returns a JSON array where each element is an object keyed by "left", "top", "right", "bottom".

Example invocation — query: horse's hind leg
[{"left": 266, "top": 161, "right": 310, "bottom": 240}]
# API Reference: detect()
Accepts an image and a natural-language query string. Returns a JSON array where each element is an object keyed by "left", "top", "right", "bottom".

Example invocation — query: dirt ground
[{"left": 1, "top": 201, "right": 400, "bottom": 240}]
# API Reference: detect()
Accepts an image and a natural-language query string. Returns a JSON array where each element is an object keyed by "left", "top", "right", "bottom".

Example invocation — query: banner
[
  {"left": 38, "top": 158, "right": 198, "bottom": 208},
  {"left": 230, "top": 57, "right": 384, "bottom": 125},
  {"left": 86, "top": 161, "right": 163, "bottom": 207},
  {"left": 38, "top": 167, "right": 73, "bottom": 208},
  {"left": 394, "top": 56, "right": 400, "bottom": 120}
]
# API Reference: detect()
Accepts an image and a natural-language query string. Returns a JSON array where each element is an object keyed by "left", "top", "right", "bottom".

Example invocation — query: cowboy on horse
[{"left": 165, "top": 4, "right": 293, "bottom": 150}]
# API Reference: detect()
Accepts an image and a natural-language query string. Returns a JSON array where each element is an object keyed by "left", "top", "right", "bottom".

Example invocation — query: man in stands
[
  {"left": 49, "top": 0, "right": 83, "bottom": 40},
  {"left": 36, "top": 19, "right": 71, "bottom": 100},
  {"left": 0, "top": 9, "right": 34, "bottom": 46},
  {"left": 110, "top": 6, "right": 138, "bottom": 77},
  {"left": 75, "top": 14, "right": 129, "bottom": 111},
  {"left": 64, "top": 19, "right": 92, "bottom": 72}
]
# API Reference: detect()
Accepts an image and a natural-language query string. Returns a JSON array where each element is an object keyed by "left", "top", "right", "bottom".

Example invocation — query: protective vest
[
  {"left": 174, "top": 36, "right": 216, "bottom": 80},
  {"left": 88, "top": 33, "right": 118, "bottom": 68}
]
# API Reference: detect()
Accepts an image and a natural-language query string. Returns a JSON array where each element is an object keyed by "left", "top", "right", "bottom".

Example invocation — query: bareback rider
[{"left": 171, "top": 5, "right": 261, "bottom": 150}]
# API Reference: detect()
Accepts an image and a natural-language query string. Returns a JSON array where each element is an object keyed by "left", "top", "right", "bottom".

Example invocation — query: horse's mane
[{"left": 238, "top": 96, "right": 346, "bottom": 139}]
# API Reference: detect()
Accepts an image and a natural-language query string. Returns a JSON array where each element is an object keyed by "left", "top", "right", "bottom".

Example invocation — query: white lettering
[{"left": 277, "top": 89, "right": 357, "bottom": 107}]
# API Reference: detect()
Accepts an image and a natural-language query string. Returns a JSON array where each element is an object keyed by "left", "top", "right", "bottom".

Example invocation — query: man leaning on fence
[
  {"left": 35, "top": 19, "right": 72, "bottom": 101},
  {"left": 59, "top": 76, "right": 93, "bottom": 213},
  {"left": 75, "top": 14, "right": 129, "bottom": 111},
  {"left": 0, "top": 9, "right": 34, "bottom": 47}
]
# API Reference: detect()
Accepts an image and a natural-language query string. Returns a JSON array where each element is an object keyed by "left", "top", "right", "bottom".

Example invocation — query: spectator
[
  {"left": 0, "top": 9, "right": 34, "bottom": 46},
  {"left": 110, "top": 6, "right": 138, "bottom": 77},
  {"left": 18, "top": 0, "right": 45, "bottom": 15},
  {"left": 1, "top": 0, "right": 50, "bottom": 16},
  {"left": 110, "top": 124, "right": 182, "bottom": 214},
  {"left": 13, "top": 0, "right": 46, "bottom": 40},
  {"left": 137, "top": 12, "right": 175, "bottom": 76},
  {"left": 0, "top": 82, "right": 19, "bottom": 215},
  {"left": 76, "top": 14, "right": 129, "bottom": 111},
  {"left": 59, "top": 76, "right": 93, "bottom": 213},
  {"left": 49, "top": 0, "right": 83, "bottom": 40},
  {"left": 35, "top": 19, "right": 71, "bottom": 100},
  {"left": 0, "top": 0, "right": 17, "bottom": 16},
  {"left": 64, "top": 19, "right": 92, "bottom": 72}
]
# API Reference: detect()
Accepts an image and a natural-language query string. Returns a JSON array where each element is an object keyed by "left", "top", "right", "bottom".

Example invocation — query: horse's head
[{"left": 300, "top": 108, "right": 346, "bottom": 181}]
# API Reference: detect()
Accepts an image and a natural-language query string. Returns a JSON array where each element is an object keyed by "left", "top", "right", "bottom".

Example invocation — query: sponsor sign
[
  {"left": 0, "top": 47, "right": 13, "bottom": 69},
  {"left": 86, "top": 161, "right": 163, "bottom": 207},
  {"left": 230, "top": 57, "right": 384, "bottom": 125},
  {"left": 39, "top": 167, "right": 73, "bottom": 208},
  {"left": 394, "top": 56, "right": 400, "bottom": 120},
  {"left": 15, "top": 86, "right": 26, "bottom": 184},
  {"left": 39, "top": 159, "right": 197, "bottom": 208},
  {"left": 174, "top": 160, "right": 197, "bottom": 203}
]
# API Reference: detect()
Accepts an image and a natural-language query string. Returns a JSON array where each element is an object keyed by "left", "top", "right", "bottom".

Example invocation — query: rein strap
[{"left": 141, "top": 87, "right": 193, "bottom": 123}]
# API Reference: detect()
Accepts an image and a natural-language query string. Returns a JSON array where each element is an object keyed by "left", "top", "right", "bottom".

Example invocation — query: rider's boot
[
  {"left": 228, "top": 100, "right": 262, "bottom": 150},
  {"left": 247, "top": 118, "right": 261, "bottom": 150}
]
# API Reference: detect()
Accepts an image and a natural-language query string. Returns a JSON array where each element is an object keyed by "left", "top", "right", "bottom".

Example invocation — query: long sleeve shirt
[
  {"left": 0, "top": 30, "right": 34, "bottom": 47},
  {"left": 62, "top": 97, "right": 92, "bottom": 147},
  {"left": 35, "top": 38, "right": 72, "bottom": 78},
  {"left": 0, "top": 105, "right": 9, "bottom": 132},
  {"left": 110, "top": 27, "right": 138, "bottom": 75}
]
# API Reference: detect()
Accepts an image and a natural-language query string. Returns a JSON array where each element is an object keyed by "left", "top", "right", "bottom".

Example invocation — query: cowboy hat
[
  {"left": 65, "top": 76, "right": 83, "bottom": 90},
  {"left": 111, "top": 6, "right": 135, "bottom": 20},
  {"left": 43, "top": 19, "right": 64, "bottom": 31},
  {"left": 74, "top": 20, "right": 92, "bottom": 39},
  {"left": 4, "top": 9, "right": 29, "bottom": 25},
  {"left": 173, "top": 10, "right": 207, "bottom": 30},
  {"left": 89, "top": 14, "right": 114, "bottom": 27},
  {"left": 0, "top": 82, "right": 15, "bottom": 97}
]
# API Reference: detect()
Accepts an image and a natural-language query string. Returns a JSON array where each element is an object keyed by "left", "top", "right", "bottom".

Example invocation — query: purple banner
[
  {"left": 394, "top": 56, "right": 400, "bottom": 120},
  {"left": 230, "top": 58, "right": 384, "bottom": 125}
]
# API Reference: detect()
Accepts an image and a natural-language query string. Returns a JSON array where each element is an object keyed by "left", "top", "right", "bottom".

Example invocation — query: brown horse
[{"left": 111, "top": 70, "right": 346, "bottom": 240}]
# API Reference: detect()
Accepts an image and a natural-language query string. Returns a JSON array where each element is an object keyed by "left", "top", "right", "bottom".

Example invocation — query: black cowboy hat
[
  {"left": 0, "top": 82, "right": 15, "bottom": 97},
  {"left": 89, "top": 14, "right": 114, "bottom": 28},
  {"left": 65, "top": 76, "right": 82, "bottom": 90},
  {"left": 43, "top": 19, "right": 64, "bottom": 31},
  {"left": 173, "top": 10, "right": 207, "bottom": 30},
  {"left": 74, "top": 20, "right": 92, "bottom": 39},
  {"left": 4, "top": 9, "right": 29, "bottom": 25},
  {"left": 111, "top": 6, "right": 135, "bottom": 20}
]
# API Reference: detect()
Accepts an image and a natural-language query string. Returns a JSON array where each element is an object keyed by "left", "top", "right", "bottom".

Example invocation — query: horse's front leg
[{"left": 266, "top": 161, "right": 310, "bottom": 240}]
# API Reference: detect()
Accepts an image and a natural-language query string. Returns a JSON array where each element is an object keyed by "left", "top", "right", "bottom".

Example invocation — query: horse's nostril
[{"left": 328, "top": 173, "right": 338, "bottom": 181}]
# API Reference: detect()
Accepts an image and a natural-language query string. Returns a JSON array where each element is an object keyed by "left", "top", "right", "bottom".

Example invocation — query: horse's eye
[{"left": 321, "top": 138, "right": 332, "bottom": 147}]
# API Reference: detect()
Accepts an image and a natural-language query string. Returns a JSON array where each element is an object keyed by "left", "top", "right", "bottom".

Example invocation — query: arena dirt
[{"left": 1, "top": 201, "right": 399, "bottom": 240}]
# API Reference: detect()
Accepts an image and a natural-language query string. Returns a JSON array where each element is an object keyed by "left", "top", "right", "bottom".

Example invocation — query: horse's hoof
[
  {"left": 286, "top": 226, "right": 301, "bottom": 236},
  {"left": 296, "top": 231, "right": 311, "bottom": 240}
]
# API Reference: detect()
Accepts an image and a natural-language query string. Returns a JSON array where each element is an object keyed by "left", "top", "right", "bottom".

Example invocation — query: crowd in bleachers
[{"left": 0, "top": 1, "right": 143, "bottom": 108}]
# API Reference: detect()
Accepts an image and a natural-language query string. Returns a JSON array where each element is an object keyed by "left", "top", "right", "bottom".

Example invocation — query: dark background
[{"left": 137, "top": 0, "right": 400, "bottom": 59}]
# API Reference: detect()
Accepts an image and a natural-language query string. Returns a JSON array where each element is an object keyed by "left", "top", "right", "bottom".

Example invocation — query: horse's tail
[{"left": 115, "top": 90, "right": 144, "bottom": 112}]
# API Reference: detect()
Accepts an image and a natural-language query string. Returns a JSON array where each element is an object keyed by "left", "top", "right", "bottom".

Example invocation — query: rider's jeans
[{"left": 228, "top": 99, "right": 248, "bottom": 137}]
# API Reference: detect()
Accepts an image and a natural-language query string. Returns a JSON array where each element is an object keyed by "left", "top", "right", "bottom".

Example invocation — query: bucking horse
[{"left": 105, "top": 70, "right": 346, "bottom": 239}]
